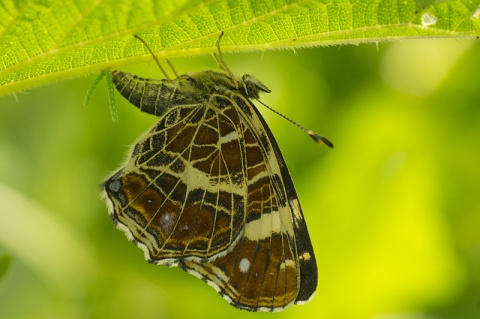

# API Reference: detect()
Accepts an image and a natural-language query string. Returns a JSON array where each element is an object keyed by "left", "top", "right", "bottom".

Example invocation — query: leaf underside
[{"left": 0, "top": 0, "right": 479, "bottom": 96}]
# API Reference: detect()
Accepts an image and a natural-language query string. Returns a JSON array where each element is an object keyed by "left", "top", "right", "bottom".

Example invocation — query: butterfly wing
[
  {"left": 104, "top": 102, "right": 246, "bottom": 261},
  {"left": 103, "top": 75, "right": 317, "bottom": 312},
  {"left": 179, "top": 94, "right": 317, "bottom": 311}
]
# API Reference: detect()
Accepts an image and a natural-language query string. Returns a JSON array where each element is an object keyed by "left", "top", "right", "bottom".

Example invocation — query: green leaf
[
  {"left": 0, "top": 254, "right": 11, "bottom": 280},
  {"left": 1, "top": 0, "right": 479, "bottom": 97}
]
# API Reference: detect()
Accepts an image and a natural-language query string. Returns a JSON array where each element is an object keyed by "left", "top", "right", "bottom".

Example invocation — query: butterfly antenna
[
  {"left": 214, "top": 31, "right": 239, "bottom": 87},
  {"left": 133, "top": 34, "right": 171, "bottom": 80},
  {"left": 255, "top": 98, "right": 334, "bottom": 148},
  {"left": 213, "top": 31, "right": 332, "bottom": 148}
]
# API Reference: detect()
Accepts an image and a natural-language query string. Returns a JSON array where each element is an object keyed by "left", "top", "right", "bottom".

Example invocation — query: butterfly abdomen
[{"left": 111, "top": 70, "right": 206, "bottom": 117}]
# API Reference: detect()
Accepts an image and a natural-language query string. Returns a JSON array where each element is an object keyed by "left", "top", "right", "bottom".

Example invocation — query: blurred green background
[{"left": 0, "top": 39, "right": 479, "bottom": 319}]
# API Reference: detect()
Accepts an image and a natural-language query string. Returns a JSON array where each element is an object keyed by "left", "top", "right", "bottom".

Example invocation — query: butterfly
[{"left": 102, "top": 32, "right": 332, "bottom": 312}]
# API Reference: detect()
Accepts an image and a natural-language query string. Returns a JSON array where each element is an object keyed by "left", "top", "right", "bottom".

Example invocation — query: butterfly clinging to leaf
[{"left": 102, "top": 32, "right": 332, "bottom": 311}]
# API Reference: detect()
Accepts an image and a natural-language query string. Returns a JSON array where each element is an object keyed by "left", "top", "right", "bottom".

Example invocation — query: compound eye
[{"left": 241, "top": 74, "right": 271, "bottom": 98}]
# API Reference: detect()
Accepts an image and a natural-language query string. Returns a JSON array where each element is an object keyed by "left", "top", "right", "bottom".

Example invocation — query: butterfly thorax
[{"left": 111, "top": 70, "right": 270, "bottom": 117}]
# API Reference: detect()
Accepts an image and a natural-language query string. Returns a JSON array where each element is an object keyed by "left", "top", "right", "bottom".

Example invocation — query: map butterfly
[{"left": 102, "top": 33, "right": 333, "bottom": 312}]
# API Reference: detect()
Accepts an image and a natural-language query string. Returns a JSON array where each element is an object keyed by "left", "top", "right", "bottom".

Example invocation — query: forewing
[{"left": 180, "top": 94, "right": 317, "bottom": 311}]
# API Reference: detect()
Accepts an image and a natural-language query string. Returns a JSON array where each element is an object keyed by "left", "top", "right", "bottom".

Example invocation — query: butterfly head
[{"left": 241, "top": 74, "right": 271, "bottom": 99}]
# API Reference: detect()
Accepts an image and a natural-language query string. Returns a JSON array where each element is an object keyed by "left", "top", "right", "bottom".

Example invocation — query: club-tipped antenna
[
  {"left": 214, "top": 31, "right": 332, "bottom": 148},
  {"left": 133, "top": 34, "right": 172, "bottom": 80},
  {"left": 255, "top": 98, "right": 334, "bottom": 148}
]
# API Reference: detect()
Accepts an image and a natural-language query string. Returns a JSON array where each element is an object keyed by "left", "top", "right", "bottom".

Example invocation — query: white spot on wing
[
  {"left": 159, "top": 212, "right": 175, "bottom": 234},
  {"left": 300, "top": 251, "right": 311, "bottom": 261},
  {"left": 239, "top": 258, "right": 250, "bottom": 273}
]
